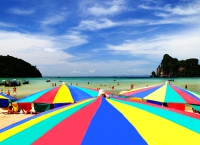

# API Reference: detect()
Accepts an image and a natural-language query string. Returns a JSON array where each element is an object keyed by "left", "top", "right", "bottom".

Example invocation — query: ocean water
[{"left": 0, "top": 77, "right": 200, "bottom": 99}]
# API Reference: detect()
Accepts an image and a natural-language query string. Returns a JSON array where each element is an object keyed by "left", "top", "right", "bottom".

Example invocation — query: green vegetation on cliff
[
  {"left": 152, "top": 54, "right": 200, "bottom": 77},
  {"left": 0, "top": 55, "right": 42, "bottom": 77}
]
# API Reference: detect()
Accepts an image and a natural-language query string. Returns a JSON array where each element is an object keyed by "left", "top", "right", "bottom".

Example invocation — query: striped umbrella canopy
[
  {"left": 0, "top": 93, "right": 17, "bottom": 101},
  {"left": 119, "top": 82, "right": 200, "bottom": 105},
  {"left": 1, "top": 97, "right": 200, "bottom": 144},
  {"left": 17, "top": 84, "right": 99, "bottom": 104},
  {"left": 0, "top": 93, "right": 18, "bottom": 108}
]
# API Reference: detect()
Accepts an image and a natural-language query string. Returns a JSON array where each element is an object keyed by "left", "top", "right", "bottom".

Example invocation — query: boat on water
[
  {"left": 23, "top": 80, "right": 29, "bottom": 84},
  {"left": 168, "top": 78, "right": 174, "bottom": 81},
  {"left": 0, "top": 80, "right": 6, "bottom": 85},
  {"left": 4, "top": 79, "right": 21, "bottom": 86},
  {"left": 46, "top": 79, "right": 51, "bottom": 82}
]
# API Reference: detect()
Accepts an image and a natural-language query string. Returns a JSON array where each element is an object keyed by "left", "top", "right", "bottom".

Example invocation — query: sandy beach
[{"left": 0, "top": 108, "right": 33, "bottom": 129}]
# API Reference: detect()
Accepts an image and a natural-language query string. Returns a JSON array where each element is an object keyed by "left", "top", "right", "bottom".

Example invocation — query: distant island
[
  {"left": 0, "top": 55, "right": 42, "bottom": 77},
  {"left": 151, "top": 54, "right": 200, "bottom": 77}
]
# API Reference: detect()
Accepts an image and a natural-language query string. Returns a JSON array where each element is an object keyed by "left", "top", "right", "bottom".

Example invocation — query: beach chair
[
  {"left": 19, "top": 103, "right": 32, "bottom": 114},
  {"left": 12, "top": 103, "right": 19, "bottom": 112}
]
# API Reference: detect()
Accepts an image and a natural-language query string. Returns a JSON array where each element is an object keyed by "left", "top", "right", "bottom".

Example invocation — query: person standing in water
[{"left": 13, "top": 86, "right": 17, "bottom": 95}]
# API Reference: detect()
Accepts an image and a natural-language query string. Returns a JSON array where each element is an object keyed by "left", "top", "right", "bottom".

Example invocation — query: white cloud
[
  {"left": 139, "top": 1, "right": 200, "bottom": 25},
  {"left": 76, "top": 18, "right": 117, "bottom": 30},
  {"left": 154, "top": 12, "right": 170, "bottom": 18},
  {"left": 0, "top": 30, "right": 88, "bottom": 70},
  {"left": 0, "top": 22, "right": 16, "bottom": 27},
  {"left": 57, "top": 31, "right": 88, "bottom": 48},
  {"left": 0, "top": 30, "right": 155, "bottom": 76},
  {"left": 88, "top": 0, "right": 126, "bottom": 16},
  {"left": 76, "top": 18, "right": 145, "bottom": 30},
  {"left": 80, "top": 0, "right": 126, "bottom": 17},
  {"left": 107, "top": 27, "right": 200, "bottom": 61},
  {"left": 139, "top": 1, "right": 200, "bottom": 16},
  {"left": 164, "top": 3, "right": 200, "bottom": 15},
  {"left": 45, "top": 60, "right": 150, "bottom": 77},
  {"left": 89, "top": 70, "right": 95, "bottom": 73},
  {"left": 41, "top": 12, "right": 67, "bottom": 26},
  {"left": 70, "top": 70, "right": 81, "bottom": 74},
  {"left": 9, "top": 8, "right": 35, "bottom": 15}
]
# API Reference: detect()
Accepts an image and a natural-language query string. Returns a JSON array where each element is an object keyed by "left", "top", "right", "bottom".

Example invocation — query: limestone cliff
[{"left": 152, "top": 54, "right": 200, "bottom": 77}]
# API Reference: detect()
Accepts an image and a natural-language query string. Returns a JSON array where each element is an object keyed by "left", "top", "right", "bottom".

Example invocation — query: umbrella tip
[{"left": 62, "top": 82, "right": 65, "bottom": 85}]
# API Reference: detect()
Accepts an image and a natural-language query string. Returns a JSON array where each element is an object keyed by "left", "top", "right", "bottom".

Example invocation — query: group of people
[
  {"left": 101, "top": 93, "right": 110, "bottom": 99},
  {"left": 7, "top": 104, "right": 33, "bottom": 115},
  {"left": 130, "top": 84, "right": 134, "bottom": 89},
  {"left": 192, "top": 108, "right": 200, "bottom": 114},
  {"left": 0, "top": 86, "right": 17, "bottom": 96}
]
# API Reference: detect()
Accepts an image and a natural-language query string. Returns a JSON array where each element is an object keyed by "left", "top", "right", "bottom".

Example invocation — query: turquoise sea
[{"left": 0, "top": 77, "right": 200, "bottom": 99}]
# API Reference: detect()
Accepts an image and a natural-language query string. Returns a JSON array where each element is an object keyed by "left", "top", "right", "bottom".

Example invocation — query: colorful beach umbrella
[
  {"left": 17, "top": 84, "right": 99, "bottom": 104},
  {"left": 0, "top": 93, "right": 17, "bottom": 101},
  {"left": 16, "top": 84, "right": 99, "bottom": 112},
  {"left": 0, "top": 93, "right": 17, "bottom": 108},
  {"left": 119, "top": 82, "right": 200, "bottom": 105},
  {"left": 1, "top": 97, "right": 200, "bottom": 144}
]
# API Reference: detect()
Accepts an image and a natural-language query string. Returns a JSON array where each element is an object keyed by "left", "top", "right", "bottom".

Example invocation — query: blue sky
[{"left": 0, "top": 0, "right": 200, "bottom": 76}]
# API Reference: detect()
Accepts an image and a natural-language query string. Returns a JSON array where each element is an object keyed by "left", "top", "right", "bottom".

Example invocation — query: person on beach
[
  {"left": 102, "top": 93, "right": 109, "bottom": 99},
  {"left": 22, "top": 109, "right": 31, "bottom": 114},
  {"left": 130, "top": 84, "right": 134, "bottom": 89},
  {"left": 7, "top": 89, "right": 10, "bottom": 96},
  {"left": 185, "top": 84, "right": 187, "bottom": 89},
  {"left": 162, "top": 102, "right": 168, "bottom": 107},
  {"left": 102, "top": 94, "right": 106, "bottom": 98},
  {"left": 7, "top": 105, "right": 17, "bottom": 114},
  {"left": 13, "top": 86, "right": 17, "bottom": 94},
  {"left": 7, "top": 105, "right": 14, "bottom": 114},
  {"left": 101, "top": 93, "right": 110, "bottom": 99}
]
